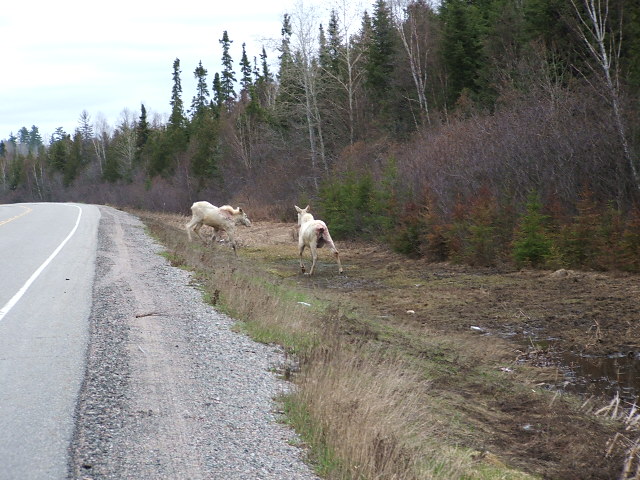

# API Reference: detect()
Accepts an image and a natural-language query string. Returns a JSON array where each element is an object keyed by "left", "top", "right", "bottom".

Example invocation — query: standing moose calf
[{"left": 295, "top": 205, "right": 343, "bottom": 275}]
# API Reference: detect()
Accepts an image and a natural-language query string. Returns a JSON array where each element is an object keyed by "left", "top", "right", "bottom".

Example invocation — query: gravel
[{"left": 68, "top": 206, "right": 319, "bottom": 480}]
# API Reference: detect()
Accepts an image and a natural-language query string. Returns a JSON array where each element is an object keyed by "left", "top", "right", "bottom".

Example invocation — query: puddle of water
[
  {"left": 499, "top": 326, "right": 640, "bottom": 402},
  {"left": 556, "top": 350, "right": 640, "bottom": 402}
]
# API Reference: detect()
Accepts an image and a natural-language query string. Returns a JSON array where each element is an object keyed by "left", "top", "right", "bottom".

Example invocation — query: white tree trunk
[{"left": 571, "top": 0, "right": 640, "bottom": 192}]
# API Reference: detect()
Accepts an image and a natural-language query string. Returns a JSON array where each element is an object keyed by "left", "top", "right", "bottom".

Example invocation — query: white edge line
[{"left": 0, "top": 204, "right": 83, "bottom": 322}]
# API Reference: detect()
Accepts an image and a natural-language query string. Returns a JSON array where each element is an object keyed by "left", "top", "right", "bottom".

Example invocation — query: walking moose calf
[
  {"left": 186, "top": 201, "right": 251, "bottom": 256},
  {"left": 295, "top": 205, "right": 343, "bottom": 276}
]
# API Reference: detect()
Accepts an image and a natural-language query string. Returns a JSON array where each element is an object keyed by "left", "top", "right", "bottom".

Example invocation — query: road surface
[
  {"left": 0, "top": 203, "right": 317, "bottom": 479},
  {"left": 0, "top": 203, "right": 100, "bottom": 480}
]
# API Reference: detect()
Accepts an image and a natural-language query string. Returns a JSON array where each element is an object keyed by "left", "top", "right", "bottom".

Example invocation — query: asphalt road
[{"left": 0, "top": 203, "right": 100, "bottom": 480}]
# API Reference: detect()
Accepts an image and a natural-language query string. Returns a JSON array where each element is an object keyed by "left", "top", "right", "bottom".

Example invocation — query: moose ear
[
  {"left": 239, "top": 208, "right": 244, "bottom": 213},
  {"left": 295, "top": 205, "right": 302, "bottom": 212},
  {"left": 305, "top": 205, "right": 310, "bottom": 210}
]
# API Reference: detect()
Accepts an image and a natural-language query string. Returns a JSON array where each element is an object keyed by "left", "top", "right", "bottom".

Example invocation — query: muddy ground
[
  {"left": 147, "top": 214, "right": 640, "bottom": 479},
  {"left": 240, "top": 221, "right": 640, "bottom": 359}
]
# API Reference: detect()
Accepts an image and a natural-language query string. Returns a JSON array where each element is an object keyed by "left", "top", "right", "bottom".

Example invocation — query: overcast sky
[{"left": 0, "top": 0, "right": 355, "bottom": 142}]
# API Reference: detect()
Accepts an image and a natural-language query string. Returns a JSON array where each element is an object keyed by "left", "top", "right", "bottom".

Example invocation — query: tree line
[{"left": 1, "top": 0, "right": 639, "bottom": 270}]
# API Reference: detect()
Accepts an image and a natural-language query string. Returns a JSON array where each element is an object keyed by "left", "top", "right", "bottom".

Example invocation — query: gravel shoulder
[{"left": 68, "top": 206, "right": 318, "bottom": 479}]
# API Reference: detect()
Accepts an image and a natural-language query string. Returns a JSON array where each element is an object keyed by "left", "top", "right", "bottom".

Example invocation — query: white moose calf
[
  {"left": 186, "top": 201, "right": 251, "bottom": 256},
  {"left": 295, "top": 205, "right": 343, "bottom": 276}
]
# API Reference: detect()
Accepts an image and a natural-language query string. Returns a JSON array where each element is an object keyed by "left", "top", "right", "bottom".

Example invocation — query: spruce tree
[
  {"left": 365, "top": 0, "right": 398, "bottom": 120},
  {"left": 78, "top": 110, "right": 93, "bottom": 141},
  {"left": 28, "top": 126, "right": 43, "bottom": 150},
  {"left": 260, "top": 46, "right": 272, "bottom": 83},
  {"left": 169, "top": 58, "right": 186, "bottom": 129},
  {"left": 191, "top": 60, "right": 210, "bottom": 116},
  {"left": 239, "top": 43, "right": 253, "bottom": 98},
  {"left": 326, "top": 9, "right": 344, "bottom": 76},
  {"left": 212, "top": 72, "right": 223, "bottom": 110},
  {"left": 439, "top": 0, "right": 486, "bottom": 105},
  {"left": 277, "top": 14, "right": 295, "bottom": 89},
  {"left": 219, "top": 31, "right": 236, "bottom": 108},
  {"left": 17, "top": 127, "right": 30, "bottom": 147},
  {"left": 135, "top": 103, "right": 150, "bottom": 163}
]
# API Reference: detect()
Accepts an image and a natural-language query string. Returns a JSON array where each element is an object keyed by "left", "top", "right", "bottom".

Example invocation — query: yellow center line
[{"left": 0, "top": 205, "right": 33, "bottom": 226}]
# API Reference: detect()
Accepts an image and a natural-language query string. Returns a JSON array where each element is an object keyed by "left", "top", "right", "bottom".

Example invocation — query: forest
[{"left": 2, "top": 0, "right": 639, "bottom": 271}]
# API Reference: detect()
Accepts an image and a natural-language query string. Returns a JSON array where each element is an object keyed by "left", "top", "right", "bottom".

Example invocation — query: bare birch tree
[
  {"left": 328, "top": 0, "right": 367, "bottom": 145},
  {"left": 92, "top": 113, "right": 111, "bottom": 175},
  {"left": 113, "top": 109, "right": 137, "bottom": 173},
  {"left": 570, "top": 0, "right": 640, "bottom": 193},
  {"left": 290, "top": 0, "right": 328, "bottom": 189},
  {"left": 389, "top": 0, "right": 434, "bottom": 126}
]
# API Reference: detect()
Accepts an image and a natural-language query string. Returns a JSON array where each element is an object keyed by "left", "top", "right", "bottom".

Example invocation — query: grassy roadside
[{"left": 139, "top": 211, "right": 627, "bottom": 479}]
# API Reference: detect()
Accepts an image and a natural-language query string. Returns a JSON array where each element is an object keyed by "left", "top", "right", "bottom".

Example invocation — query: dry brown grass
[{"left": 139, "top": 210, "right": 629, "bottom": 480}]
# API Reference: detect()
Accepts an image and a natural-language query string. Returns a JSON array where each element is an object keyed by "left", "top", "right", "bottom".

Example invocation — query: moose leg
[
  {"left": 324, "top": 235, "right": 344, "bottom": 274},
  {"left": 309, "top": 243, "right": 318, "bottom": 276},
  {"left": 299, "top": 243, "right": 307, "bottom": 273},
  {"left": 227, "top": 229, "right": 238, "bottom": 257},
  {"left": 333, "top": 249, "right": 343, "bottom": 274},
  {"left": 193, "top": 223, "right": 208, "bottom": 243},
  {"left": 185, "top": 217, "right": 199, "bottom": 241}
]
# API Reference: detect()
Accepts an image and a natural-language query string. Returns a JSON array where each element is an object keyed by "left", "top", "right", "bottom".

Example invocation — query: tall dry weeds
[{"left": 291, "top": 345, "right": 455, "bottom": 479}]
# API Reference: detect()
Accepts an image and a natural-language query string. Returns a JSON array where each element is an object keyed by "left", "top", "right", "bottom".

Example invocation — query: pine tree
[
  {"left": 219, "top": 31, "right": 236, "bottom": 108},
  {"left": 169, "top": 58, "right": 186, "bottom": 129}
]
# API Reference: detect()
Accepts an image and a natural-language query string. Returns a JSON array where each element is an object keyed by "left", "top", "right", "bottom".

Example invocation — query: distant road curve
[{"left": 0, "top": 203, "right": 100, "bottom": 480}]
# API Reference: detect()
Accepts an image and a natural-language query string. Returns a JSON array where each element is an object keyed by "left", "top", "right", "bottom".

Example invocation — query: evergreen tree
[
  {"left": 439, "top": 0, "right": 486, "bottom": 106},
  {"left": 135, "top": 103, "right": 150, "bottom": 164},
  {"left": 212, "top": 72, "right": 223, "bottom": 109},
  {"left": 275, "top": 13, "right": 302, "bottom": 121},
  {"left": 253, "top": 46, "right": 274, "bottom": 109},
  {"left": 260, "top": 46, "right": 272, "bottom": 83},
  {"left": 169, "top": 58, "right": 186, "bottom": 129},
  {"left": 191, "top": 61, "right": 210, "bottom": 116},
  {"left": 78, "top": 110, "right": 94, "bottom": 141},
  {"left": 365, "top": 0, "right": 399, "bottom": 121},
  {"left": 277, "top": 14, "right": 295, "bottom": 94},
  {"left": 28, "top": 126, "right": 43, "bottom": 153},
  {"left": 189, "top": 111, "right": 220, "bottom": 184},
  {"left": 17, "top": 127, "right": 30, "bottom": 147},
  {"left": 239, "top": 43, "right": 253, "bottom": 98},
  {"left": 219, "top": 31, "right": 237, "bottom": 107},
  {"left": 62, "top": 132, "right": 83, "bottom": 186},
  {"left": 318, "top": 23, "right": 330, "bottom": 72},
  {"left": 48, "top": 135, "right": 69, "bottom": 173},
  {"left": 326, "top": 9, "right": 344, "bottom": 76},
  {"left": 513, "top": 193, "right": 552, "bottom": 267},
  {"left": 51, "top": 127, "right": 67, "bottom": 143}
]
